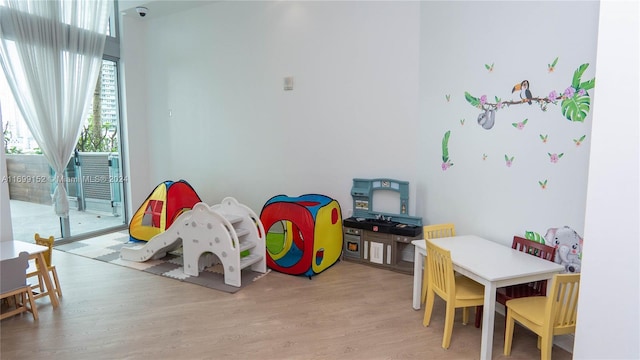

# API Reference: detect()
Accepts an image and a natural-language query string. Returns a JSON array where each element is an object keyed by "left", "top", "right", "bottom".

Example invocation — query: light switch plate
[{"left": 283, "top": 76, "right": 294, "bottom": 91}]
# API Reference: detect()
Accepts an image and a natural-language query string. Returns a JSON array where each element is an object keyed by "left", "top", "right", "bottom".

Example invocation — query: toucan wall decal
[{"left": 512, "top": 80, "right": 533, "bottom": 105}]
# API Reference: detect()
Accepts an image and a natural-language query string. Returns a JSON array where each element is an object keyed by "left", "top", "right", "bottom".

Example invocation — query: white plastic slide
[{"left": 120, "top": 197, "right": 266, "bottom": 287}]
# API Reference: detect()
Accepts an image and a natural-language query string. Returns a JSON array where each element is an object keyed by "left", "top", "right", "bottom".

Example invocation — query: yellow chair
[
  {"left": 503, "top": 273, "right": 581, "bottom": 360},
  {"left": 27, "top": 233, "right": 62, "bottom": 299},
  {"left": 1, "top": 252, "right": 39, "bottom": 321},
  {"left": 421, "top": 223, "right": 456, "bottom": 303},
  {"left": 423, "top": 239, "right": 484, "bottom": 349}
]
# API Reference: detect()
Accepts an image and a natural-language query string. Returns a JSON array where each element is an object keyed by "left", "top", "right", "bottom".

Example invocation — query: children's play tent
[
  {"left": 260, "top": 194, "right": 343, "bottom": 277},
  {"left": 129, "top": 180, "right": 201, "bottom": 242}
]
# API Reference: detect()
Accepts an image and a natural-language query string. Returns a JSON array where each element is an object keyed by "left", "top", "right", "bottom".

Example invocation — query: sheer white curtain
[{"left": 0, "top": 0, "right": 111, "bottom": 217}]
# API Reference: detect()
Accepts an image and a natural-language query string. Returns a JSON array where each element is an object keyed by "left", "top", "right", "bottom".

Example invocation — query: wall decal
[
  {"left": 445, "top": 94, "right": 451, "bottom": 102},
  {"left": 460, "top": 118, "right": 465, "bottom": 126},
  {"left": 512, "top": 80, "right": 533, "bottom": 104},
  {"left": 573, "top": 135, "right": 586, "bottom": 146},
  {"left": 539, "top": 179, "right": 548, "bottom": 189},
  {"left": 485, "top": 62, "right": 494, "bottom": 72},
  {"left": 525, "top": 231, "right": 546, "bottom": 244},
  {"left": 527, "top": 227, "right": 583, "bottom": 273},
  {"left": 540, "top": 134, "right": 549, "bottom": 143},
  {"left": 512, "top": 118, "right": 528, "bottom": 130},
  {"left": 441, "top": 130, "right": 453, "bottom": 171},
  {"left": 464, "top": 63, "right": 595, "bottom": 129},
  {"left": 482, "top": 153, "right": 488, "bottom": 161},
  {"left": 504, "top": 154, "right": 514, "bottom": 167},
  {"left": 547, "top": 57, "right": 559, "bottom": 73},
  {"left": 545, "top": 226, "right": 583, "bottom": 273},
  {"left": 548, "top": 152, "right": 564, "bottom": 163}
]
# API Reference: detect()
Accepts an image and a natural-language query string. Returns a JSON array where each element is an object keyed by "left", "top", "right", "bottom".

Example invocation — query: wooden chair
[
  {"left": 421, "top": 223, "right": 456, "bottom": 303},
  {"left": 27, "top": 233, "right": 62, "bottom": 299},
  {"left": 1, "top": 252, "right": 39, "bottom": 321},
  {"left": 504, "top": 273, "right": 580, "bottom": 360},
  {"left": 474, "top": 236, "right": 556, "bottom": 327},
  {"left": 423, "top": 239, "right": 484, "bottom": 349}
]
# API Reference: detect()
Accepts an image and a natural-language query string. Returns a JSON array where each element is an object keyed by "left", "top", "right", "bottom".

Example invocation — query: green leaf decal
[
  {"left": 580, "top": 78, "right": 595, "bottom": 91},
  {"left": 571, "top": 63, "right": 589, "bottom": 89},
  {"left": 525, "top": 231, "right": 546, "bottom": 244},
  {"left": 464, "top": 92, "right": 480, "bottom": 107},
  {"left": 551, "top": 57, "right": 559, "bottom": 67},
  {"left": 442, "top": 131, "right": 451, "bottom": 163},
  {"left": 561, "top": 95, "right": 591, "bottom": 122}
]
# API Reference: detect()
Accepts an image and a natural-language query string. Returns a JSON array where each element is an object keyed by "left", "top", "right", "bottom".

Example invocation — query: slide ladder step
[
  {"left": 240, "top": 254, "right": 263, "bottom": 270},
  {"left": 239, "top": 240, "right": 257, "bottom": 253},
  {"left": 234, "top": 228, "right": 250, "bottom": 238}
]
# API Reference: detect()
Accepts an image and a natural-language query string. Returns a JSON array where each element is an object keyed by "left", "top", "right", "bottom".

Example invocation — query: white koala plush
[{"left": 544, "top": 226, "right": 583, "bottom": 273}]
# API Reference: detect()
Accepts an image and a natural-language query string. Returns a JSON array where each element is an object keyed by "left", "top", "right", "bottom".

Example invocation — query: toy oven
[{"left": 343, "top": 227, "right": 361, "bottom": 260}]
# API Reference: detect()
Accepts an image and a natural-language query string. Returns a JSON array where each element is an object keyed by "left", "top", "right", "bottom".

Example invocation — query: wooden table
[
  {"left": 0, "top": 241, "right": 60, "bottom": 308},
  {"left": 412, "top": 235, "right": 564, "bottom": 360}
]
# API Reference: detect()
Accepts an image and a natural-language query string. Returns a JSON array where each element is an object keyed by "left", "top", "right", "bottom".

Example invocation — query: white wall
[
  {"left": 418, "top": 1, "right": 599, "bottom": 244},
  {"left": 120, "top": 13, "right": 152, "bottom": 217},
  {"left": 122, "top": 1, "right": 421, "bottom": 215},
  {"left": 574, "top": 1, "right": 640, "bottom": 358},
  {"left": 120, "top": 1, "right": 639, "bottom": 357}
]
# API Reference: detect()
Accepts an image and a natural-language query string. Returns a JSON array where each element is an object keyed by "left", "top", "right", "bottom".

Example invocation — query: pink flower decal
[
  {"left": 504, "top": 154, "right": 514, "bottom": 167},
  {"left": 548, "top": 90, "right": 558, "bottom": 102},
  {"left": 512, "top": 118, "right": 528, "bottom": 130},
  {"left": 564, "top": 87, "right": 576, "bottom": 98},
  {"left": 441, "top": 161, "right": 453, "bottom": 171},
  {"left": 548, "top": 152, "right": 564, "bottom": 163},
  {"left": 479, "top": 95, "right": 487, "bottom": 106}
]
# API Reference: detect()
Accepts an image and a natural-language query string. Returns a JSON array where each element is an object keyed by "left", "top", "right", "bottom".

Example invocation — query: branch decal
[{"left": 464, "top": 63, "right": 595, "bottom": 129}]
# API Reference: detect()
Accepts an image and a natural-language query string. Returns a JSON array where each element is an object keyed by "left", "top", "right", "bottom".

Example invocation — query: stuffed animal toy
[{"left": 544, "top": 226, "right": 583, "bottom": 273}]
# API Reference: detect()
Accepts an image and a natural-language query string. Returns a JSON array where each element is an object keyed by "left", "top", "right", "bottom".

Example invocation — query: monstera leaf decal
[{"left": 560, "top": 64, "right": 595, "bottom": 122}]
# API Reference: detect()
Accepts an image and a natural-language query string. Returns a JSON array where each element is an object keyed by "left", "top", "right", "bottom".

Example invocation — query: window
[{"left": 1, "top": 1, "right": 127, "bottom": 241}]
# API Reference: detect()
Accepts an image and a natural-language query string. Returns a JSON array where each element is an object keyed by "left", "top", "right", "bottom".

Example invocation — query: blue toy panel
[{"left": 350, "top": 178, "right": 422, "bottom": 227}]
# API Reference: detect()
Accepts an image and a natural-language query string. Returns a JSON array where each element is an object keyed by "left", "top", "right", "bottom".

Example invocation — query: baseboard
[{"left": 553, "top": 334, "right": 575, "bottom": 353}]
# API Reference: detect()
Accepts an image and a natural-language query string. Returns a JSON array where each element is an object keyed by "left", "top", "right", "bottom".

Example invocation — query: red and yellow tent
[{"left": 129, "top": 180, "right": 201, "bottom": 242}]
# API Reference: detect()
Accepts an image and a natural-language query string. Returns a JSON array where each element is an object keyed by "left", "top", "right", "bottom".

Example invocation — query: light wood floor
[{"left": 1, "top": 248, "right": 572, "bottom": 359}]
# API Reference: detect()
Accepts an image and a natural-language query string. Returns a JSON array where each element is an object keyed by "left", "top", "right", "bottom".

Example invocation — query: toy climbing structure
[{"left": 120, "top": 197, "right": 266, "bottom": 287}]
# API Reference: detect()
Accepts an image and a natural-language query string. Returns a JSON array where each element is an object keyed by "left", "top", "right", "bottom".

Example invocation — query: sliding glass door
[{"left": 2, "top": 59, "right": 127, "bottom": 241}]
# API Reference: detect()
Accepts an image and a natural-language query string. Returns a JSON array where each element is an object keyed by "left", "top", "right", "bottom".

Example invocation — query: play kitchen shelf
[{"left": 342, "top": 178, "right": 422, "bottom": 274}]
